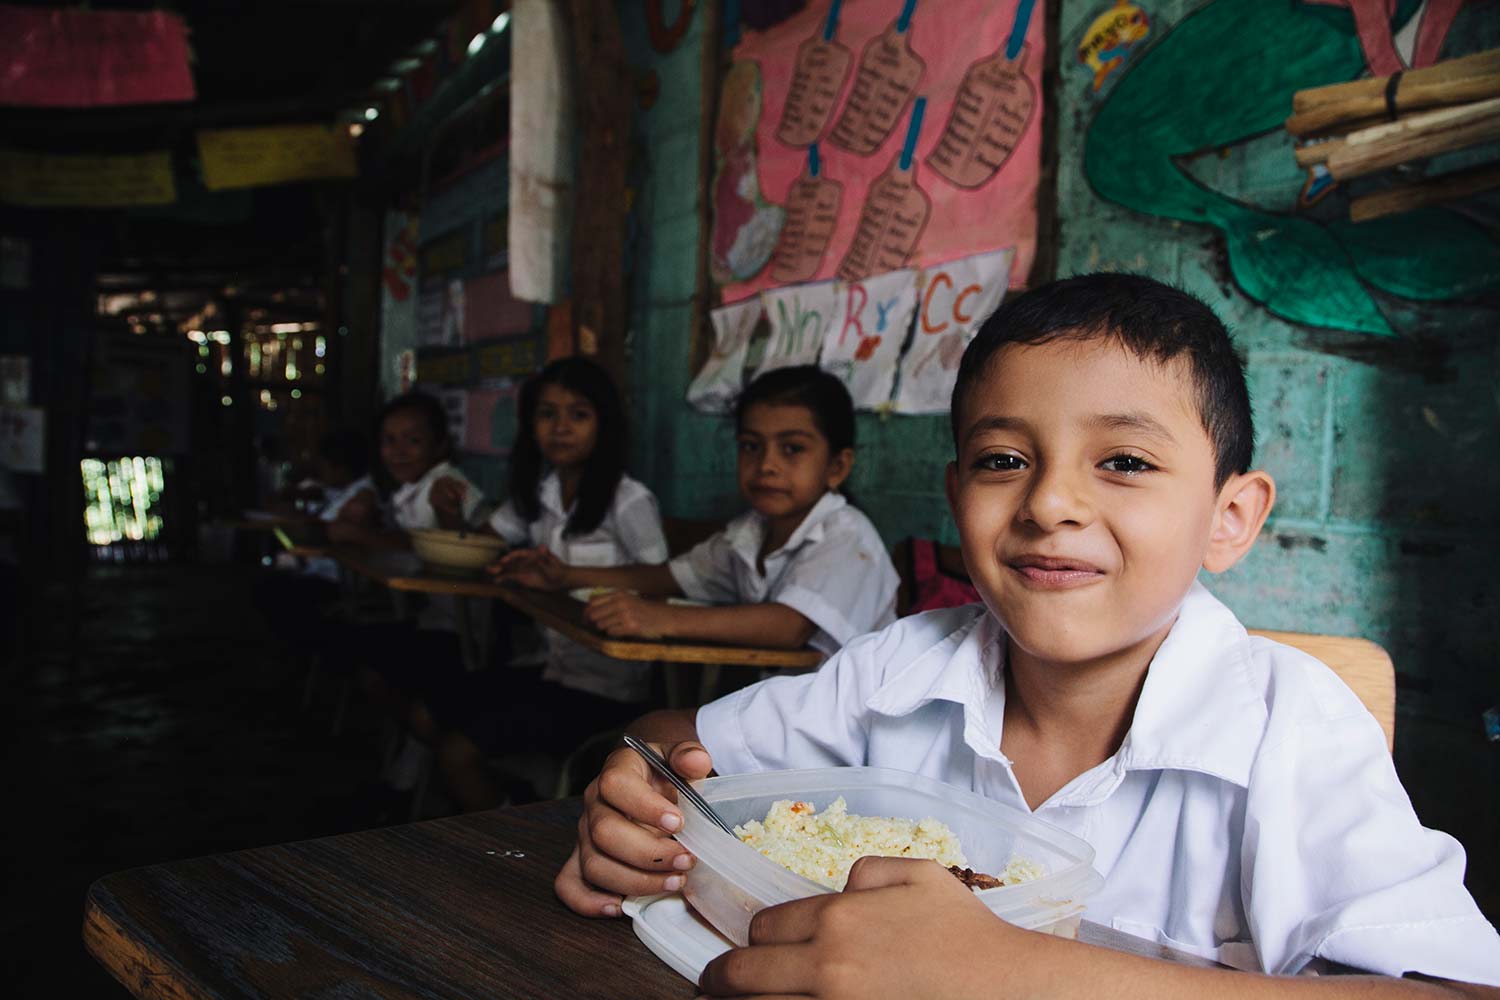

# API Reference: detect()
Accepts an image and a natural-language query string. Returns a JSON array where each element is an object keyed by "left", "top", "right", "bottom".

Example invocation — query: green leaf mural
[{"left": 1082, "top": 0, "right": 1500, "bottom": 338}]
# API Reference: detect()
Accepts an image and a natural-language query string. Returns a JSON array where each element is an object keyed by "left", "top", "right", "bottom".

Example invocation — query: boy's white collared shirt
[
  {"left": 489, "top": 471, "right": 668, "bottom": 702},
  {"left": 697, "top": 583, "right": 1500, "bottom": 983},
  {"left": 668, "top": 491, "right": 898, "bottom": 658}
]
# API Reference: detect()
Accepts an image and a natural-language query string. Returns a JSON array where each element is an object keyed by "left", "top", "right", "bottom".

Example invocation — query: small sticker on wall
[{"left": 1077, "top": 1, "right": 1150, "bottom": 94}]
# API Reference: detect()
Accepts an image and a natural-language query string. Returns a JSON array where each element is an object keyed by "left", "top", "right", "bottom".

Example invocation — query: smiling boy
[{"left": 557, "top": 274, "right": 1500, "bottom": 997}]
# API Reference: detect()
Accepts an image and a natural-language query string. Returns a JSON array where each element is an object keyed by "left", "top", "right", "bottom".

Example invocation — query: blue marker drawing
[
  {"left": 822, "top": 0, "right": 843, "bottom": 42},
  {"left": 900, "top": 96, "right": 928, "bottom": 171},
  {"left": 896, "top": 0, "right": 918, "bottom": 34},
  {"left": 1006, "top": 0, "right": 1036, "bottom": 61}
]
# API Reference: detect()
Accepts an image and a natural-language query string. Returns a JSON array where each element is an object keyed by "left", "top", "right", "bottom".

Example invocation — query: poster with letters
[
  {"left": 819, "top": 268, "right": 917, "bottom": 409},
  {"left": 688, "top": 298, "right": 764, "bottom": 415},
  {"left": 754, "top": 280, "right": 840, "bottom": 380},
  {"left": 894, "top": 247, "right": 1012, "bottom": 414}
]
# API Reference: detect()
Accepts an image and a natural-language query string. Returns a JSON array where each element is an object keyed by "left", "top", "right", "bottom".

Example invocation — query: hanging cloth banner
[
  {"left": 755, "top": 280, "right": 840, "bottom": 380},
  {"left": 508, "top": 0, "right": 575, "bottom": 304},
  {"left": 894, "top": 247, "right": 1012, "bottom": 414},
  {"left": 717, "top": 0, "right": 1043, "bottom": 303},
  {"left": 0, "top": 5, "right": 194, "bottom": 108},
  {"left": 820, "top": 268, "right": 918, "bottom": 409},
  {"left": 0, "top": 149, "right": 176, "bottom": 207},
  {"left": 196, "top": 125, "right": 358, "bottom": 191},
  {"left": 688, "top": 297, "right": 764, "bottom": 415}
]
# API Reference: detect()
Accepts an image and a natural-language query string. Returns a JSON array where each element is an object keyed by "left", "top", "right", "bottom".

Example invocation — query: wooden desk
[
  {"left": 333, "top": 547, "right": 823, "bottom": 670},
  {"left": 84, "top": 799, "right": 1227, "bottom": 1000}
]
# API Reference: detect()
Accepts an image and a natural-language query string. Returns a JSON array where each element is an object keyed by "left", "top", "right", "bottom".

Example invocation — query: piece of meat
[{"left": 948, "top": 865, "right": 1006, "bottom": 891}]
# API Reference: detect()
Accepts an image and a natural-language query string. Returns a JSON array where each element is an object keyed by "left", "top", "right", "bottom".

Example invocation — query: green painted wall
[{"left": 620, "top": 1, "right": 1500, "bottom": 717}]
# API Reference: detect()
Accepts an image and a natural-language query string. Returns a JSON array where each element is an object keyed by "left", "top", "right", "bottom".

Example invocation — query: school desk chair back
[{"left": 1246, "top": 629, "right": 1397, "bottom": 753}]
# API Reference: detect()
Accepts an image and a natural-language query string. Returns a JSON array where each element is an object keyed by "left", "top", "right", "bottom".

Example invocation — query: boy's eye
[
  {"left": 1100, "top": 453, "right": 1154, "bottom": 475},
  {"left": 781, "top": 444, "right": 804, "bottom": 457},
  {"left": 972, "top": 452, "right": 1026, "bottom": 472},
  {"left": 737, "top": 439, "right": 760, "bottom": 454}
]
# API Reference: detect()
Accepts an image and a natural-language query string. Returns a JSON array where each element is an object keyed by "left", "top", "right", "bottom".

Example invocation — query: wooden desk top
[
  {"left": 84, "top": 799, "right": 1225, "bottom": 1000},
  {"left": 332, "top": 547, "right": 822, "bottom": 670}
]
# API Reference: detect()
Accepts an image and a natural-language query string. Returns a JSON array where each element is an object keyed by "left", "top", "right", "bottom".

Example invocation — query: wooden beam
[{"left": 565, "top": 0, "right": 633, "bottom": 389}]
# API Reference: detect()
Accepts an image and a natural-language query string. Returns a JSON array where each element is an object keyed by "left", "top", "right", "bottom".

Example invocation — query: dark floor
[
  {"left": 1, "top": 562, "right": 396, "bottom": 999},
  {"left": 1, "top": 562, "right": 1496, "bottom": 999}
]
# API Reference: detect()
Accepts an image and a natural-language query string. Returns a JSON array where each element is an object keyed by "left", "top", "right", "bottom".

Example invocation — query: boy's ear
[
  {"left": 1203, "top": 470, "right": 1275, "bottom": 573},
  {"left": 826, "top": 447, "right": 855, "bottom": 491}
]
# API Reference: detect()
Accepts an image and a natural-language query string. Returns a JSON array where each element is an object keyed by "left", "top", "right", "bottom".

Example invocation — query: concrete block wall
[{"left": 619, "top": 1, "right": 1500, "bottom": 723}]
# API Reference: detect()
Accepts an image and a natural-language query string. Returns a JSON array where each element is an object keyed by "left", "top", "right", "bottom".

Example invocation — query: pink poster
[
  {"left": 464, "top": 270, "right": 535, "bottom": 342},
  {"left": 0, "top": 6, "right": 195, "bottom": 108},
  {"left": 716, "top": 0, "right": 1043, "bottom": 303}
]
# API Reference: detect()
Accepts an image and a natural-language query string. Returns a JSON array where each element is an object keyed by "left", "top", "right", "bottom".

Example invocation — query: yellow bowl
[{"left": 408, "top": 528, "right": 507, "bottom": 575}]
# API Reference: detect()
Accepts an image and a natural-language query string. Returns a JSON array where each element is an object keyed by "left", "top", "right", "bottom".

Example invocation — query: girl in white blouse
[
  {"left": 429, "top": 358, "right": 668, "bottom": 811},
  {"left": 496, "top": 365, "right": 899, "bottom": 663}
]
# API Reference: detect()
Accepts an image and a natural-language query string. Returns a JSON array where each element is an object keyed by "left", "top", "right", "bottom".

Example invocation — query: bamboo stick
[
  {"left": 1286, "top": 49, "right": 1500, "bottom": 138},
  {"left": 1349, "top": 163, "right": 1500, "bottom": 223},
  {"left": 1326, "top": 96, "right": 1500, "bottom": 180},
  {"left": 1295, "top": 137, "right": 1344, "bottom": 168}
]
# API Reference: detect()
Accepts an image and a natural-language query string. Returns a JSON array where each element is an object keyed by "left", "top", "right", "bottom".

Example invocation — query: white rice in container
[{"left": 734, "top": 796, "right": 968, "bottom": 891}]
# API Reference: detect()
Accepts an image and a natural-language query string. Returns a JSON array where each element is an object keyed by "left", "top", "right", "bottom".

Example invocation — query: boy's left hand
[
  {"left": 698, "top": 856, "right": 1017, "bottom": 999},
  {"left": 585, "top": 591, "right": 673, "bottom": 639}
]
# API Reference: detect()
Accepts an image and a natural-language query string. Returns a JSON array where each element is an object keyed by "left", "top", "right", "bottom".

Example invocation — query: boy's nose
[{"left": 1019, "top": 464, "right": 1093, "bottom": 529}]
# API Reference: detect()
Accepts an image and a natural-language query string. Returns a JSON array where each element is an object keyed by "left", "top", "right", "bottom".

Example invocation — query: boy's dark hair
[
  {"left": 510, "top": 356, "right": 627, "bottom": 537},
  {"left": 951, "top": 273, "right": 1254, "bottom": 488},
  {"left": 318, "top": 429, "right": 369, "bottom": 479},
  {"left": 376, "top": 391, "right": 452, "bottom": 454},
  {"left": 735, "top": 365, "right": 856, "bottom": 453}
]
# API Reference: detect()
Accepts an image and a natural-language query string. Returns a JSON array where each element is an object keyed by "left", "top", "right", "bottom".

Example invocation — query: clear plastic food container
[{"left": 675, "top": 767, "right": 1104, "bottom": 947}]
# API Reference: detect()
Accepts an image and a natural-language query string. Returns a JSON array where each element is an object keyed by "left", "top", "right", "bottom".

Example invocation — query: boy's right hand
[
  {"left": 489, "top": 546, "right": 568, "bottom": 590},
  {"left": 554, "top": 740, "right": 713, "bottom": 918}
]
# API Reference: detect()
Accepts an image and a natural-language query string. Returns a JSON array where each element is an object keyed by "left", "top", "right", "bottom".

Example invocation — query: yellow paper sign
[
  {"left": 197, "top": 124, "right": 357, "bottom": 191},
  {"left": 0, "top": 149, "right": 176, "bottom": 207}
]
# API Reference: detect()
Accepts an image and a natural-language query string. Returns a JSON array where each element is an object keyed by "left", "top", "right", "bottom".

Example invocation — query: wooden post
[{"left": 565, "top": 0, "right": 634, "bottom": 392}]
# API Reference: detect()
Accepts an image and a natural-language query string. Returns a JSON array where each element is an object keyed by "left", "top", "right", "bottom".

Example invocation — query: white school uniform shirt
[
  {"left": 489, "top": 471, "right": 668, "bottom": 702},
  {"left": 697, "top": 582, "right": 1500, "bottom": 984},
  {"left": 668, "top": 491, "right": 898, "bottom": 658},
  {"left": 391, "top": 461, "right": 488, "bottom": 631}
]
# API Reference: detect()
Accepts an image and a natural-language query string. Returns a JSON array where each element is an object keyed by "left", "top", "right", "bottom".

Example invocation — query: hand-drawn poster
[
  {"left": 380, "top": 212, "right": 419, "bottom": 400},
  {"left": 688, "top": 297, "right": 764, "bottom": 414},
  {"left": 754, "top": 280, "right": 839, "bottom": 380},
  {"left": 820, "top": 268, "right": 918, "bottom": 409},
  {"left": 719, "top": 0, "right": 1043, "bottom": 304},
  {"left": 894, "top": 247, "right": 1012, "bottom": 414}
]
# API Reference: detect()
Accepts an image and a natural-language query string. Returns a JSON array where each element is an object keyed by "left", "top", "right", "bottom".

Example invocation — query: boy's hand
[
  {"left": 491, "top": 546, "right": 568, "bottom": 590},
  {"left": 585, "top": 591, "right": 673, "bottom": 639},
  {"left": 554, "top": 740, "right": 712, "bottom": 917},
  {"left": 429, "top": 476, "right": 467, "bottom": 528},
  {"left": 699, "top": 856, "right": 1016, "bottom": 999}
]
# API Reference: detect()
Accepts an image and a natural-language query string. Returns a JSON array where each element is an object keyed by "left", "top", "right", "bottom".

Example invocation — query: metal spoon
[{"left": 622, "top": 734, "right": 737, "bottom": 838}]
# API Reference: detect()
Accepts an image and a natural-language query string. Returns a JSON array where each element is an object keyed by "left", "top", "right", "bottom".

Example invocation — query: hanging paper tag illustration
[
  {"left": 927, "top": 0, "right": 1037, "bottom": 189},
  {"left": 771, "top": 145, "right": 844, "bottom": 284},
  {"left": 828, "top": 0, "right": 925, "bottom": 156},
  {"left": 776, "top": 0, "right": 853, "bottom": 148},
  {"left": 838, "top": 98, "right": 931, "bottom": 282}
]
